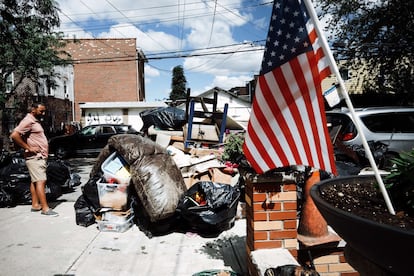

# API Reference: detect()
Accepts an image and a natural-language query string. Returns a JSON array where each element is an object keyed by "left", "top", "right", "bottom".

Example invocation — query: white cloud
[
  {"left": 144, "top": 65, "right": 160, "bottom": 78},
  {"left": 183, "top": 44, "right": 262, "bottom": 76},
  {"left": 212, "top": 75, "right": 252, "bottom": 90},
  {"left": 56, "top": 0, "right": 270, "bottom": 100}
]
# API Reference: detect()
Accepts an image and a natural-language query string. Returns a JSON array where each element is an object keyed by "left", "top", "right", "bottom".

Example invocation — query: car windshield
[
  {"left": 115, "top": 125, "right": 129, "bottom": 133},
  {"left": 80, "top": 126, "right": 97, "bottom": 135},
  {"left": 115, "top": 125, "right": 137, "bottom": 133}
]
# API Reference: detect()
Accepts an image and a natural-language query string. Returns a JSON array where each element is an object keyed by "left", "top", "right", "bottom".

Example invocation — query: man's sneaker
[{"left": 41, "top": 209, "right": 59, "bottom": 217}]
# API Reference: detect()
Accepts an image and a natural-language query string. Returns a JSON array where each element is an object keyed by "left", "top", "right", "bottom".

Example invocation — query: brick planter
[{"left": 244, "top": 172, "right": 358, "bottom": 276}]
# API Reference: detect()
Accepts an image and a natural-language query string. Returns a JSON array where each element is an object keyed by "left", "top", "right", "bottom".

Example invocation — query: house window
[
  {"left": 102, "top": 126, "right": 115, "bottom": 134},
  {"left": 47, "top": 78, "right": 53, "bottom": 96}
]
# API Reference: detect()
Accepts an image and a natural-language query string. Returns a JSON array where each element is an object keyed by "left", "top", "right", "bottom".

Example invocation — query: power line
[
  {"left": 69, "top": 43, "right": 264, "bottom": 64},
  {"left": 104, "top": 0, "right": 169, "bottom": 52},
  {"left": 207, "top": 0, "right": 218, "bottom": 47},
  {"left": 58, "top": 0, "right": 272, "bottom": 40},
  {"left": 145, "top": 40, "right": 265, "bottom": 56},
  {"left": 57, "top": 0, "right": 269, "bottom": 74}
]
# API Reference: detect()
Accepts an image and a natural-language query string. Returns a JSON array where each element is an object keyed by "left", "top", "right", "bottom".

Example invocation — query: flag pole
[{"left": 303, "top": 0, "right": 395, "bottom": 215}]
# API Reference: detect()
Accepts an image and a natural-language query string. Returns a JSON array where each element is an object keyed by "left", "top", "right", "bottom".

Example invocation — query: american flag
[{"left": 243, "top": 0, "right": 337, "bottom": 175}]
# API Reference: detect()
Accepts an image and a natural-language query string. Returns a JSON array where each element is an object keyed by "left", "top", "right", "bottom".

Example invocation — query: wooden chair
[{"left": 184, "top": 90, "right": 228, "bottom": 148}]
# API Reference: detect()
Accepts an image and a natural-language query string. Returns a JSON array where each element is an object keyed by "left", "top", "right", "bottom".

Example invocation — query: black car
[{"left": 49, "top": 124, "right": 139, "bottom": 159}]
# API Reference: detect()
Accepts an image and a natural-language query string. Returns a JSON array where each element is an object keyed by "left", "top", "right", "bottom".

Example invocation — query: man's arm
[
  {"left": 10, "top": 131, "right": 39, "bottom": 154},
  {"left": 10, "top": 131, "right": 28, "bottom": 151}
]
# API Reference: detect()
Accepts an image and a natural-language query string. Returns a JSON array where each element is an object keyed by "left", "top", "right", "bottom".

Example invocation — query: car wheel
[{"left": 55, "top": 147, "right": 68, "bottom": 159}]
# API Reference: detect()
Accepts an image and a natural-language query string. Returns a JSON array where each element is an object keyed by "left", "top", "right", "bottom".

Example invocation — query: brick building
[{"left": 64, "top": 38, "right": 146, "bottom": 122}]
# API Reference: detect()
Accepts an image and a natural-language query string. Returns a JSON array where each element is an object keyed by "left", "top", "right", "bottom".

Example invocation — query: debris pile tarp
[{"left": 140, "top": 107, "right": 186, "bottom": 132}]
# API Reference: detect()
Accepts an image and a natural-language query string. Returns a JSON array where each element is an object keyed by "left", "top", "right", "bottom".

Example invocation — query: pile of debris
[
  {"left": 0, "top": 149, "right": 81, "bottom": 207},
  {"left": 75, "top": 134, "right": 242, "bottom": 237}
]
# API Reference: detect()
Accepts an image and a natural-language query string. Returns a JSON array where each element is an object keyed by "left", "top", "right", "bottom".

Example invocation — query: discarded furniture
[{"left": 184, "top": 91, "right": 228, "bottom": 148}]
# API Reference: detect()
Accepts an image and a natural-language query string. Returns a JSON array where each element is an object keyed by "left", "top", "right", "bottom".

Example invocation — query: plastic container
[
  {"left": 102, "top": 209, "right": 133, "bottom": 223},
  {"left": 97, "top": 212, "right": 134, "bottom": 233},
  {"left": 97, "top": 179, "right": 128, "bottom": 210},
  {"left": 101, "top": 152, "right": 131, "bottom": 184}
]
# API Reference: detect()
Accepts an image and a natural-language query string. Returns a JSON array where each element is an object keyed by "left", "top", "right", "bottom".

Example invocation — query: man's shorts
[{"left": 25, "top": 158, "right": 47, "bottom": 182}]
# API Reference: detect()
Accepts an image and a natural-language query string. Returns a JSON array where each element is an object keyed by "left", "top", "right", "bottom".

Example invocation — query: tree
[
  {"left": 0, "top": 0, "right": 71, "bottom": 107},
  {"left": 169, "top": 65, "right": 187, "bottom": 101},
  {"left": 319, "top": 0, "right": 414, "bottom": 103}
]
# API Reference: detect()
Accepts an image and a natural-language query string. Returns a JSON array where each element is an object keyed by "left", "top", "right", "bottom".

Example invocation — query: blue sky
[{"left": 56, "top": 0, "right": 274, "bottom": 101}]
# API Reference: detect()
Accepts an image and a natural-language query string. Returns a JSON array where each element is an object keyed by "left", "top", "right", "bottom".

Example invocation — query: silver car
[{"left": 326, "top": 106, "right": 414, "bottom": 160}]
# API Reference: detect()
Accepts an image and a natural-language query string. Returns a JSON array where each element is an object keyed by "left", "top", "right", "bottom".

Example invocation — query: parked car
[
  {"left": 326, "top": 107, "right": 414, "bottom": 167},
  {"left": 49, "top": 124, "right": 140, "bottom": 159}
]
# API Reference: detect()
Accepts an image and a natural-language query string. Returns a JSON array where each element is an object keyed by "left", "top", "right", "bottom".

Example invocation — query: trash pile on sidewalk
[
  {"left": 74, "top": 134, "right": 242, "bottom": 237},
  {"left": 0, "top": 149, "right": 81, "bottom": 207}
]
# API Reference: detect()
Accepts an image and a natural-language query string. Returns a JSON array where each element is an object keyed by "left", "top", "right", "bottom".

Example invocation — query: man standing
[{"left": 10, "top": 102, "right": 58, "bottom": 216}]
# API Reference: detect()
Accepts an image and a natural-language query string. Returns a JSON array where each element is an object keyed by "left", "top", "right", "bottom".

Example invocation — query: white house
[{"left": 78, "top": 101, "right": 167, "bottom": 131}]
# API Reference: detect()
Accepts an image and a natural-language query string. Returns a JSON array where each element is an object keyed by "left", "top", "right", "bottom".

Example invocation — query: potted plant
[
  {"left": 310, "top": 150, "right": 414, "bottom": 276},
  {"left": 221, "top": 133, "right": 255, "bottom": 177}
]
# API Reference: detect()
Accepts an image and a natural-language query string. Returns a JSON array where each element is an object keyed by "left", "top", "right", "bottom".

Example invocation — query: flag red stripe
[
  {"left": 320, "top": 66, "right": 331, "bottom": 80},
  {"left": 308, "top": 28, "right": 317, "bottom": 44}
]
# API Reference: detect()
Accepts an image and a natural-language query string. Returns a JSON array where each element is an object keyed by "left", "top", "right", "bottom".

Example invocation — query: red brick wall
[
  {"left": 245, "top": 180, "right": 298, "bottom": 253},
  {"left": 64, "top": 38, "right": 140, "bottom": 122},
  {"left": 245, "top": 175, "right": 359, "bottom": 276}
]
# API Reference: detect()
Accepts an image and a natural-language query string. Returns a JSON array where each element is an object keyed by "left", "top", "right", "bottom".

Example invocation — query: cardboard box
[{"left": 183, "top": 123, "right": 220, "bottom": 142}]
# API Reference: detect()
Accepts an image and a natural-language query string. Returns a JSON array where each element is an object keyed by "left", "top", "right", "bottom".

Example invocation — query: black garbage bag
[
  {"left": 0, "top": 155, "right": 72, "bottom": 205},
  {"left": 140, "top": 106, "right": 186, "bottom": 132},
  {"left": 80, "top": 175, "right": 101, "bottom": 210},
  {"left": 74, "top": 175, "right": 101, "bottom": 227},
  {"left": 8, "top": 172, "right": 31, "bottom": 205},
  {"left": 177, "top": 181, "right": 240, "bottom": 237},
  {"left": 335, "top": 160, "right": 361, "bottom": 176},
  {"left": 69, "top": 173, "right": 82, "bottom": 188},
  {"left": 5, "top": 156, "right": 31, "bottom": 205},
  {"left": 47, "top": 158, "right": 71, "bottom": 190},
  {"left": 45, "top": 181, "right": 62, "bottom": 201},
  {"left": 0, "top": 185, "right": 14, "bottom": 207},
  {"left": 74, "top": 194, "right": 96, "bottom": 227}
]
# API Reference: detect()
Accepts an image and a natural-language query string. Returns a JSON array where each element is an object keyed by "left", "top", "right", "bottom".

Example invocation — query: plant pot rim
[
  {"left": 311, "top": 175, "right": 414, "bottom": 234},
  {"left": 310, "top": 175, "right": 414, "bottom": 276}
]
